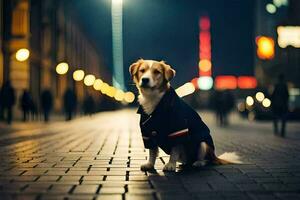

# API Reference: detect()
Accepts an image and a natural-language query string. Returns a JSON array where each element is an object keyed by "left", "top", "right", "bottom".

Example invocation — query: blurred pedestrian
[
  {"left": 63, "top": 88, "right": 77, "bottom": 121},
  {"left": 41, "top": 89, "right": 53, "bottom": 122},
  {"left": 223, "top": 90, "right": 235, "bottom": 125},
  {"left": 212, "top": 90, "right": 226, "bottom": 126},
  {"left": 83, "top": 95, "right": 95, "bottom": 116},
  {"left": 1, "top": 81, "right": 15, "bottom": 124},
  {"left": 271, "top": 74, "right": 289, "bottom": 137},
  {"left": 20, "top": 90, "right": 32, "bottom": 121}
]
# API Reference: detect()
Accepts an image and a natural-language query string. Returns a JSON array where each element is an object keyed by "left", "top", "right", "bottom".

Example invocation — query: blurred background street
[{"left": 1, "top": 0, "right": 300, "bottom": 199}]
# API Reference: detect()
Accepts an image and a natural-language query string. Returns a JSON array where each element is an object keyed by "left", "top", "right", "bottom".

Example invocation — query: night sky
[{"left": 74, "top": 0, "right": 255, "bottom": 88}]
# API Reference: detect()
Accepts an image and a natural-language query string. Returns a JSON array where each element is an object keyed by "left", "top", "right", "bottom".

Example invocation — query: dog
[{"left": 130, "top": 59, "right": 240, "bottom": 172}]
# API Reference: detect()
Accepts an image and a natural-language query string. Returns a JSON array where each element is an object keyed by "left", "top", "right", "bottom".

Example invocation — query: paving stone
[{"left": 73, "top": 185, "right": 99, "bottom": 194}]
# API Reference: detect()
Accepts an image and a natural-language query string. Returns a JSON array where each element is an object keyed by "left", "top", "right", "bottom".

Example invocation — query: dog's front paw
[
  {"left": 192, "top": 160, "right": 208, "bottom": 167},
  {"left": 140, "top": 163, "right": 154, "bottom": 172},
  {"left": 163, "top": 162, "right": 176, "bottom": 172}
]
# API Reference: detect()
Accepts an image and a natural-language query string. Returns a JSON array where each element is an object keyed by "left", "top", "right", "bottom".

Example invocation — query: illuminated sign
[{"left": 277, "top": 26, "right": 300, "bottom": 48}]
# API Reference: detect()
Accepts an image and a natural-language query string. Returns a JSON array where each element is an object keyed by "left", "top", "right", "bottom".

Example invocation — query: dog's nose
[{"left": 141, "top": 78, "right": 149, "bottom": 85}]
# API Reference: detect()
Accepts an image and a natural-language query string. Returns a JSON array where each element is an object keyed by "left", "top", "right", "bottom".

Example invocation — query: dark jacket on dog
[{"left": 137, "top": 87, "right": 215, "bottom": 163}]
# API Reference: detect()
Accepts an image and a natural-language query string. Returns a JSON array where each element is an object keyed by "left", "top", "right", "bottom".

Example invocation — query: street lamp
[
  {"left": 111, "top": 0, "right": 125, "bottom": 90},
  {"left": 73, "top": 70, "right": 85, "bottom": 81},
  {"left": 56, "top": 62, "right": 69, "bottom": 75},
  {"left": 84, "top": 74, "right": 96, "bottom": 86},
  {"left": 16, "top": 48, "right": 30, "bottom": 62}
]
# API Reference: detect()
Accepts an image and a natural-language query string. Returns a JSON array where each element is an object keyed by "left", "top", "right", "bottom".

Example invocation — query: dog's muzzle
[{"left": 140, "top": 78, "right": 150, "bottom": 88}]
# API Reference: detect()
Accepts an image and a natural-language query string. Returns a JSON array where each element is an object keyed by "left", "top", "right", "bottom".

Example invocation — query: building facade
[{"left": 0, "top": 0, "right": 111, "bottom": 119}]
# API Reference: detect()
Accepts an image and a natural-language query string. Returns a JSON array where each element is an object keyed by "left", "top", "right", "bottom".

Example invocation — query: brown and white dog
[{"left": 130, "top": 59, "right": 241, "bottom": 172}]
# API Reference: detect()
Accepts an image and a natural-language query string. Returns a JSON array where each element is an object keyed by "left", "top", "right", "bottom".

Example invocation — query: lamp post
[{"left": 111, "top": 0, "right": 125, "bottom": 90}]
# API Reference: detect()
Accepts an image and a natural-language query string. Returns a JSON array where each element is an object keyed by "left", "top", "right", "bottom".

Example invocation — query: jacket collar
[{"left": 137, "top": 87, "right": 177, "bottom": 116}]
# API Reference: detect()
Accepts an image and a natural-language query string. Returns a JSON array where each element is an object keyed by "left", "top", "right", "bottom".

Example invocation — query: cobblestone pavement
[{"left": 0, "top": 109, "right": 300, "bottom": 200}]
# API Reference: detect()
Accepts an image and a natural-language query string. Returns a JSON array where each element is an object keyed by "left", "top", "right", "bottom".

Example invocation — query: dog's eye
[
  {"left": 153, "top": 70, "right": 160, "bottom": 75},
  {"left": 140, "top": 69, "right": 145, "bottom": 73}
]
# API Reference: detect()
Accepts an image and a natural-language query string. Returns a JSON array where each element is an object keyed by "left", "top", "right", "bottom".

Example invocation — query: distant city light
[
  {"left": 199, "top": 59, "right": 212, "bottom": 72},
  {"left": 198, "top": 76, "right": 213, "bottom": 90},
  {"left": 262, "top": 98, "right": 271, "bottom": 108},
  {"left": 16, "top": 48, "right": 30, "bottom": 62},
  {"left": 246, "top": 96, "right": 254, "bottom": 106},
  {"left": 93, "top": 79, "right": 104, "bottom": 90},
  {"left": 84, "top": 74, "right": 96, "bottom": 86},
  {"left": 215, "top": 76, "right": 237, "bottom": 90},
  {"left": 124, "top": 92, "right": 135, "bottom": 103},
  {"left": 73, "top": 70, "right": 85, "bottom": 81},
  {"left": 277, "top": 26, "right": 300, "bottom": 48},
  {"left": 106, "top": 86, "right": 117, "bottom": 97},
  {"left": 176, "top": 82, "right": 196, "bottom": 97},
  {"left": 56, "top": 62, "right": 69, "bottom": 75},
  {"left": 238, "top": 76, "right": 257, "bottom": 89},
  {"left": 114, "top": 89, "right": 125, "bottom": 101},
  {"left": 266, "top": 3, "right": 276, "bottom": 14},
  {"left": 256, "top": 36, "right": 275, "bottom": 60},
  {"left": 273, "top": 0, "right": 282, "bottom": 7},
  {"left": 273, "top": 0, "right": 288, "bottom": 7},
  {"left": 255, "top": 92, "right": 265, "bottom": 102},
  {"left": 100, "top": 83, "right": 110, "bottom": 94}
]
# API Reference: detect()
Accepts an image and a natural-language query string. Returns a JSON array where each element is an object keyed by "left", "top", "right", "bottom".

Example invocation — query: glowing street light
[
  {"left": 93, "top": 79, "right": 104, "bottom": 90},
  {"left": 56, "top": 62, "right": 69, "bottom": 75},
  {"left": 262, "top": 98, "right": 271, "bottom": 108},
  {"left": 73, "top": 70, "right": 85, "bottom": 81},
  {"left": 255, "top": 92, "right": 265, "bottom": 102},
  {"left": 114, "top": 89, "right": 125, "bottom": 101},
  {"left": 84, "top": 74, "right": 96, "bottom": 86},
  {"left": 16, "top": 48, "right": 30, "bottom": 61},
  {"left": 246, "top": 96, "right": 254, "bottom": 106},
  {"left": 124, "top": 92, "right": 135, "bottom": 103}
]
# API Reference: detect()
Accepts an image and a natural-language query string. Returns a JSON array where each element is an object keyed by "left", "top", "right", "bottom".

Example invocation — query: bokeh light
[
  {"left": 255, "top": 92, "right": 265, "bottom": 102},
  {"left": 262, "top": 98, "right": 271, "bottom": 108},
  {"left": 176, "top": 82, "right": 196, "bottom": 97},
  {"left": 16, "top": 48, "right": 30, "bottom": 61},
  {"left": 266, "top": 3, "right": 276, "bottom": 14},
  {"left": 124, "top": 92, "right": 135, "bottom": 103},
  {"left": 56, "top": 62, "right": 69, "bottom": 75},
  {"left": 73, "top": 70, "right": 85, "bottom": 81},
  {"left": 197, "top": 76, "right": 213, "bottom": 90},
  {"left": 256, "top": 36, "right": 275, "bottom": 60},
  {"left": 84, "top": 74, "right": 96, "bottom": 86},
  {"left": 114, "top": 90, "right": 125, "bottom": 101},
  {"left": 93, "top": 79, "right": 104, "bottom": 90},
  {"left": 246, "top": 96, "right": 254, "bottom": 106}
]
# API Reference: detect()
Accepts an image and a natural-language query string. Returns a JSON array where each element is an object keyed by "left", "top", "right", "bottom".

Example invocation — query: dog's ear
[
  {"left": 129, "top": 59, "right": 143, "bottom": 77},
  {"left": 161, "top": 62, "right": 176, "bottom": 81}
]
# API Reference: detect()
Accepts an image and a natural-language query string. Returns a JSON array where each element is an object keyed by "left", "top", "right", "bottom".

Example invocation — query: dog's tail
[{"left": 211, "top": 152, "right": 242, "bottom": 165}]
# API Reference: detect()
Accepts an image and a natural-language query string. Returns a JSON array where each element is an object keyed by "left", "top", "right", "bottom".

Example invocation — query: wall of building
[{"left": 1, "top": 0, "right": 111, "bottom": 119}]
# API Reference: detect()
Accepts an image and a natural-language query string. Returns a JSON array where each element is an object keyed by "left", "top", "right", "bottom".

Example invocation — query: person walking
[
  {"left": 1, "top": 81, "right": 16, "bottom": 124},
  {"left": 20, "top": 90, "right": 32, "bottom": 121},
  {"left": 63, "top": 88, "right": 77, "bottom": 121},
  {"left": 271, "top": 74, "right": 289, "bottom": 137},
  {"left": 41, "top": 89, "right": 53, "bottom": 122}
]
